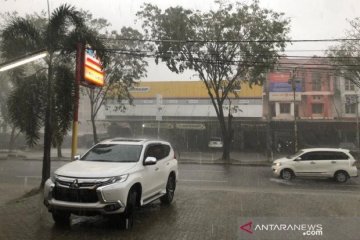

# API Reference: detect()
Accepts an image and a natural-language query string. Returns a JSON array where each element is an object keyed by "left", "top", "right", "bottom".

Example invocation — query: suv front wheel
[
  {"left": 52, "top": 211, "right": 70, "bottom": 225},
  {"left": 281, "top": 169, "right": 294, "bottom": 181},
  {"left": 111, "top": 188, "right": 138, "bottom": 229}
]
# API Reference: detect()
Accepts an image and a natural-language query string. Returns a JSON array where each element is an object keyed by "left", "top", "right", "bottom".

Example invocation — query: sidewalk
[
  {"left": 0, "top": 148, "right": 277, "bottom": 166},
  {"left": 0, "top": 148, "right": 88, "bottom": 161},
  {"left": 179, "top": 151, "right": 277, "bottom": 166}
]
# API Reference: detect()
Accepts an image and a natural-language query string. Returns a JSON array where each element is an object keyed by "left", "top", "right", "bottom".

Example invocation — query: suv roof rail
[{"left": 110, "top": 138, "right": 145, "bottom": 142}]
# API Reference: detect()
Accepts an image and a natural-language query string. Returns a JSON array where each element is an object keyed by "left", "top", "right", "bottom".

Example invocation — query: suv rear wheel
[
  {"left": 160, "top": 174, "right": 176, "bottom": 204},
  {"left": 334, "top": 171, "right": 348, "bottom": 183}
]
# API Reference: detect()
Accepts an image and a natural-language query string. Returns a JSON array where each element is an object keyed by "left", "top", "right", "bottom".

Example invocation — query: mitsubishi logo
[{"left": 71, "top": 178, "right": 79, "bottom": 188}]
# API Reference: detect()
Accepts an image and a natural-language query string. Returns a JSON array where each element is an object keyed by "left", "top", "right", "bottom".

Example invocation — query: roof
[
  {"left": 300, "top": 148, "right": 350, "bottom": 152},
  {"left": 120, "top": 81, "right": 263, "bottom": 99},
  {"left": 99, "top": 138, "right": 170, "bottom": 145}
]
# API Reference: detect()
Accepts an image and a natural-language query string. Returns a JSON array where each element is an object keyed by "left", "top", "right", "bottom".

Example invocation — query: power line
[
  {"left": 101, "top": 50, "right": 360, "bottom": 68},
  {"left": 99, "top": 37, "right": 360, "bottom": 43}
]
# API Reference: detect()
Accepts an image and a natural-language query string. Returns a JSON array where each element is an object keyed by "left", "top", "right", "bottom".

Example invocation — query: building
[
  {"left": 264, "top": 57, "right": 359, "bottom": 150},
  {"left": 103, "top": 81, "right": 264, "bottom": 151}
]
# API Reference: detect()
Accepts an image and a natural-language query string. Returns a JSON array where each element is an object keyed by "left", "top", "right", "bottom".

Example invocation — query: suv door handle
[
  {"left": 310, "top": 161, "right": 316, "bottom": 164},
  {"left": 331, "top": 161, "right": 336, "bottom": 164},
  {"left": 155, "top": 167, "right": 159, "bottom": 171}
]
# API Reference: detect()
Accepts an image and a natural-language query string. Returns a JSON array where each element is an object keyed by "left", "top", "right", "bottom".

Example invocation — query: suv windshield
[
  {"left": 81, "top": 144, "right": 142, "bottom": 162},
  {"left": 210, "top": 137, "right": 221, "bottom": 142},
  {"left": 286, "top": 150, "right": 304, "bottom": 159}
]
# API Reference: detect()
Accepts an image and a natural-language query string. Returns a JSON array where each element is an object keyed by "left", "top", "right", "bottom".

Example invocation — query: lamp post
[
  {"left": 290, "top": 69, "right": 300, "bottom": 153},
  {"left": 0, "top": 50, "right": 48, "bottom": 72},
  {"left": 356, "top": 95, "right": 359, "bottom": 149}
]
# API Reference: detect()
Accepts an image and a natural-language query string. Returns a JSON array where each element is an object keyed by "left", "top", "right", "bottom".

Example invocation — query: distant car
[
  {"left": 44, "top": 138, "right": 178, "bottom": 228},
  {"left": 272, "top": 148, "right": 358, "bottom": 183},
  {"left": 208, "top": 137, "right": 223, "bottom": 149}
]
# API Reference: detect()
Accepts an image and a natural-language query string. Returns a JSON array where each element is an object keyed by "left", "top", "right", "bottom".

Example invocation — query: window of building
[
  {"left": 312, "top": 103, "right": 323, "bottom": 114},
  {"left": 279, "top": 103, "right": 291, "bottom": 114},
  {"left": 313, "top": 95, "right": 322, "bottom": 100},
  {"left": 312, "top": 72, "right": 322, "bottom": 91},
  {"left": 345, "top": 95, "right": 357, "bottom": 114},
  {"left": 345, "top": 103, "right": 356, "bottom": 114},
  {"left": 345, "top": 79, "right": 355, "bottom": 91}
]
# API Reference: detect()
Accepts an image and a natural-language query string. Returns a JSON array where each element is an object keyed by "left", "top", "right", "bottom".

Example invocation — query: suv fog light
[{"left": 104, "top": 203, "right": 121, "bottom": 212}]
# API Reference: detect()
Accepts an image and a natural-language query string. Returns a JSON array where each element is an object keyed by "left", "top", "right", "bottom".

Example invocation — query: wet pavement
[{"left": 0, "top": 160, "right": 359, "bottom": 239}]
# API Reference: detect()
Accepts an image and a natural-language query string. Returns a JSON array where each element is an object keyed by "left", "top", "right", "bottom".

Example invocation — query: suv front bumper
[{"left": 44, "top": 179, "right": 131, "bottom": 215}]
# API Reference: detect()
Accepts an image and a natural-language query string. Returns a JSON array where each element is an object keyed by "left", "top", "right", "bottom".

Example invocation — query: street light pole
[
  {"left": 356, "top": 95, "right": 359, "bottom": 149},
  {"left": 291, "top": 69, "right": 298, "bottom": 153}
]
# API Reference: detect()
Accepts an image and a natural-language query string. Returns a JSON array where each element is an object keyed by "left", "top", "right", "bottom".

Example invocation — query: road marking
[
  {"left": 269, "top": 178, "right": 359, "bottom": 187},
  {"left": 180, "top": 170, "right": 225, "bottom": 173},
  {"left": 16, "top": 176, "right": 41, "bottom": 178},
  {"left": 269, "top": 178, "right": 294, "bottom": 185},
  {"left": 179, "top": 179, "right": 228, "bottom": 183}
]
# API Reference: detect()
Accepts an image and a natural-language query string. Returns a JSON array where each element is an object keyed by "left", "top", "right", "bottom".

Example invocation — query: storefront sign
[
  {"left": 175, "top": 123, "right": 206, "bottom": 130},
  {"left": 83, "top": 45, "right": 105, "bottom": 87}
]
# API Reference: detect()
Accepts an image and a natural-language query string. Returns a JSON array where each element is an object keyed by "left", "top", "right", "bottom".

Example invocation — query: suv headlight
[
  {"left": 104, "top": 174, "right": 129, "bottom": 185},
  {"left": 273, "top": 162, "right": 281, "bottom": 166},
  {"left": 50, "top": 174, "right": 58, "bottom": 183}
]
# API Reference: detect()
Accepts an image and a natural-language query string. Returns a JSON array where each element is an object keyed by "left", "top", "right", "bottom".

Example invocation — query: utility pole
[
  {"left": 71, "top": 43, "right": 83, "bottom": 160},
  {"left": 265, "top": 70, "right": 273, "bottom": 161},
  {"left": 356, "top": 95, "right": 359, "bottom": 149},
  {"left": 156, "top": 94, "right": 163, "bottom": 139},
  {"left": 290, "top": 69, "right": 299, "bottom": 153}
]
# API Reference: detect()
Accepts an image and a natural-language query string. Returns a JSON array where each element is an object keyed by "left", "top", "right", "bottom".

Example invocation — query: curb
[{"left": 178, "top": 159, "right": 271, "bottom": 166}]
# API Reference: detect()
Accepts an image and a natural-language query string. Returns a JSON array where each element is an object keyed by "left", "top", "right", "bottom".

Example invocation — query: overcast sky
[{"left": 1, "top": 0, "right": 360, "bottom": 80}]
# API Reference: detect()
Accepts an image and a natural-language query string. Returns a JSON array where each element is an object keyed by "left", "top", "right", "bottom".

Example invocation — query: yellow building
[
  {"left": 128, "top": 81, "right": 263, "bottom": 99},
  {"left": 104, "top": 80, "right": 265, "bottom": 151}
]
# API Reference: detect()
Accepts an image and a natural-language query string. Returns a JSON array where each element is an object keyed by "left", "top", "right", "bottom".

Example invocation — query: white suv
[
  {"left": 208, "top": 137, "right": 223, "bottom": 149},
  {"left": 44, "top": 138, "right": 178, "bottom": 228},
  {"left": 272, "top": 148, "right": 358, "bottom": 183}
]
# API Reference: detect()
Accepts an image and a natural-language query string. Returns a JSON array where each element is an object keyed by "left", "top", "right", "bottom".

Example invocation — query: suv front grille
[{"left": 53, "top": 186, "right": 98, "bottom": 203}]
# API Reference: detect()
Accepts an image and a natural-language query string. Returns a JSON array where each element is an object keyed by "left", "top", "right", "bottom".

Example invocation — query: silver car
[{"left": 272, "top": 148, "right": 358, "bottom": 183}]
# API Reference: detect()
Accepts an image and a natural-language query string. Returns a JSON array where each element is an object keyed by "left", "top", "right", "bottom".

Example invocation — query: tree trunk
[
  {"left": 8, "top": 126, "right": 16, "bottom": 153},
  {"left": 91, "top": 115, "right": 98, "bottom": 144},
  {"left": 57, "top": 144, "right": 62, "bottom": 158},
  {"left": 217, "top": 108, "right": 231, "bottom": 161},
  {"left": 41, "top": 56, "right": 53, "bottom": 188}
]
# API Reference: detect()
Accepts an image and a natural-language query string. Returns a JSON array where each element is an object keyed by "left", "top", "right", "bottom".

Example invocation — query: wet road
[
  {"left": 0, "top": 160, "right": 359, "bottom": 202},
  {"left": 0, "top": 160, "right": 359, "bottom": 239}
]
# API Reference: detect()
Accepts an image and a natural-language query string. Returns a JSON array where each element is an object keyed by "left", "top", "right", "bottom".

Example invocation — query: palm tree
[{"left": 0, "top": 4, "right": 107, "bottom": 187}]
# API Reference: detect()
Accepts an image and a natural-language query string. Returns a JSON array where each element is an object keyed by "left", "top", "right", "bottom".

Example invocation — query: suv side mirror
[
  {"left": 294, "top": 157, "right": 302, "bottom": 161},
  {"left": 144, "top": 156, "right": 157, "bottom": 166},
  {"left": 74, "top": 155, "right": 81, "bottom": 160}
]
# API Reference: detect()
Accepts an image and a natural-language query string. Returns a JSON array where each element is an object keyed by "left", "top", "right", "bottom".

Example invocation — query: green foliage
[
  {"left": 137, "top": 0, "right": 290, "bottom": 160},
  {"left": 7, "top": 71, "right": 45, "bottom": 146},
  {"left": 0, "top": 4, "right": 106, "bottom": 147},
  {"left": 137, "top": 0, "right": 290, "bottom": 103},
  {"left": 327, "top": 17, "right": 360, "bottom": 88},
  {"left": 82, "top": 14, "right": 148, "bottom": 143}
]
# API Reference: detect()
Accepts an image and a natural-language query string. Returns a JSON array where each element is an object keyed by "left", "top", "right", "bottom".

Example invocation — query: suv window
[
  {"left": 81, "top": 144, "right": 143, "bottom": 162},
  {"left": 300, "top": 152, "right": 317, "bottom": 160},
  {"left": 300, "top": 151, "right": 349, "bottom": 161},
  {"left": 331, "top": 152, "right": 349, "bottom": 160},
  {"left": 145, "top": 144, "right": 171, "bottom": 160}
]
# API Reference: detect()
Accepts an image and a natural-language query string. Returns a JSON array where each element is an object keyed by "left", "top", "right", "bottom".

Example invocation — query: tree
[
  {"left": 0, "top": 71, "right": 21, "bottom": 152},
  {"left": 82, "top": 13, "right": 148, "bottom": 144},
  {"left": 327, "top": 18, "right": 360, "bottom": 88},
  {"left": 137, "top": 0, "right": 290, "bottom": 160},
  {"left": 0, "top": 4, "right": 107, "bottom": 187}
]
